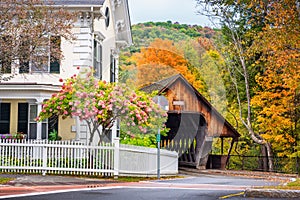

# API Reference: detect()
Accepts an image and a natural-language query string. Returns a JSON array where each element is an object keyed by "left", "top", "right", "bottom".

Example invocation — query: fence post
[
  {"left": 42, "top": 145, "right": 47, "bottom": 176},
  {"left": 113, "top": 137, "right": 120, "bottom": 179}
]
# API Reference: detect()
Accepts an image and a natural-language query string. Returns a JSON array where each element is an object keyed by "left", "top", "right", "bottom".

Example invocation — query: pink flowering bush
[{"left": 37, "top": 70, "right": 168, "bottom": 145}]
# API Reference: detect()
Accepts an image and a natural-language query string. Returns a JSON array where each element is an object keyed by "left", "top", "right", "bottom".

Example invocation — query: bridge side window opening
[{"left": 153, "top": 95, "right": 169, "bottom": 111}]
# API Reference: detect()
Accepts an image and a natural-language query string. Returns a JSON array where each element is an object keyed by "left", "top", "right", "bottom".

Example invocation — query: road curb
[
  {"left": 179, "top": 167, "right": 298, "bottom": 181},
  {"left": 245, "top": 188, "right": 300, "bottom": 198}
]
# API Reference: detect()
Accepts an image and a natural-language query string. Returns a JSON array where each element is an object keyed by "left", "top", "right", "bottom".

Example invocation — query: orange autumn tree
[
  {"left": 252, "top": 0, "right": 300, "bottom": 157},
  {"left": 133, "top": 38, "right": 204, "bottom": 91}
]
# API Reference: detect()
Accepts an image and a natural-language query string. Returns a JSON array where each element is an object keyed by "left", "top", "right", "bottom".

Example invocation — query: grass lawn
[
  {"left": 0, "top": 177, "right": 14, "bottom": 185},
  {"left": 282, "top": 178, "right": 300, "bottom": 190},
  {"left": 262, "top": 178, "right": 300, "bottom": 190}
]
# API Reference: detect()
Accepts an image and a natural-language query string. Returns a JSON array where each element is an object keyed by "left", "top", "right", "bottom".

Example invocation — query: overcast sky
[{"left": 127, "top": 0, "right": 212, "bottom": 27}]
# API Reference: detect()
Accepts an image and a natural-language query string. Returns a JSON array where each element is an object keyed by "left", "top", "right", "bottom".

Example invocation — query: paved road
[
  {"left": 2, "top": 187, "right": 290, "bottom": 200},
  {"left": 1, "top": 188, "right": 243, "bottom": 200},
  {"left": 1, "top": 174, "right": 288, "bottom": 200}
]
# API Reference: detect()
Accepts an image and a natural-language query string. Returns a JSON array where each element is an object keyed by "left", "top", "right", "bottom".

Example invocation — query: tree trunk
[
  {"left": 265, "top": 142, "right": 274, "bottom": 171},
  {"left": 248, "top": 124, "right": 274, "bottom": 171},
  {"left": 261, "top": 145, "right": 268, "bottom": 171}
]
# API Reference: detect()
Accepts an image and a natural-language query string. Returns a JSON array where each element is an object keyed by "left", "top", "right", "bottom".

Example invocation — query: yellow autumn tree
[
  {"left": 133, "top": 38, "right": 204, "bottom": 91},
  {"left": 252, "top": 0, "right": 300, "bottom": 157}
]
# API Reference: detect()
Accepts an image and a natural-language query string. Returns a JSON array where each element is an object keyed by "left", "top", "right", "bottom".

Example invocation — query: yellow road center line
[{"left": 219, "top": 191, "right": 245, "bottom": 199}]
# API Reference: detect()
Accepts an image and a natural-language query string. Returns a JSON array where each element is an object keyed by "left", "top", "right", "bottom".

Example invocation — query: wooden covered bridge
[{"left": 142, "top": 74, "right": 240, "bottom": 169}]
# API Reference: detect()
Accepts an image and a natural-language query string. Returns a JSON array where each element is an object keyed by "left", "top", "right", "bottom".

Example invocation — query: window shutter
[
  {"left": 50, "top": 36, "right": 61, "bottom": 73},
  {"left": 0, "top": 103, "right": 10, "bottom": 134},
  {"left": 17, "top": 103, "right": 29, "bottom": 134}
]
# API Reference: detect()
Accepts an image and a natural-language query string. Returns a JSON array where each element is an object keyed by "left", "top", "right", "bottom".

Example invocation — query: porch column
[{"left": 36, "top": 101, "right": 43, "bottom": 140}]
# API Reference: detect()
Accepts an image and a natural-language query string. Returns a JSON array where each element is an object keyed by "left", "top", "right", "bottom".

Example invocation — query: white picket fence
[
  {"left": 0, "top": 139, "right": 178, "bottom": 177},
  {"left": 0, "top": 139, "right": 117, "bottom": 176},
  {"left": 119, "top": 144, "right": 178, "bottom": 177}
]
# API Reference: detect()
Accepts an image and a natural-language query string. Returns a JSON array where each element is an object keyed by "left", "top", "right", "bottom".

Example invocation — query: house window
[
  {"left": 0, "top": 103, "right": 10, "bottom": 134},
  {"left": 19, "top": 36, "right": 61, "bottom": 74},
  {"left": 93, "top": 39, "right": 102, "bottom": 79},
  {"left": 0, "top": 57, "right": 12, "bottom": 74},
  {"left": 17, "top": 103, "right": 29, "bottom": 135},
  {"left": 110, "top": 54, "right": 116, "bottom": 82},
  {"left": 28, "top": 104, "right": 47, "bottom": 139}
]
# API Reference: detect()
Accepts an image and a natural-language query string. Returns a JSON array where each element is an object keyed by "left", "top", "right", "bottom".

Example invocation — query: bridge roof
[{"left": 141, "top": 74, "right": 240, "bottom": 139}]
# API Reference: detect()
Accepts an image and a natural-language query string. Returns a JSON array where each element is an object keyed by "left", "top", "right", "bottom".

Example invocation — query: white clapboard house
[{"left": 0, "top": 0, "right": 132, "bottom": 144}]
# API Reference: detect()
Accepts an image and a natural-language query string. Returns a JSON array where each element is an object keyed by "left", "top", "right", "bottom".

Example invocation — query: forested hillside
[
  {"left": 128, "top": 21, "right": 216, "bottom": 52},
  {"left": 120, "top": 21, "right": 221, "bottom": 102}
]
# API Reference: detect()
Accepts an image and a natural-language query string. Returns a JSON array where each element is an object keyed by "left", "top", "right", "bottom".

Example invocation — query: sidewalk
[{"left": 0, "top": 174, "right": 120, "bottom": 197}]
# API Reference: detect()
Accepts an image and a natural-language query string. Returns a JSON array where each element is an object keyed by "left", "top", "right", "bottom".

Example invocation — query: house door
[{"left": 48, "top": 114, "right": 58, "bottom": 134}]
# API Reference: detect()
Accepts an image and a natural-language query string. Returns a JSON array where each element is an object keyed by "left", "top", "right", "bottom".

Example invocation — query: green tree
[
  {"left": 196, "top": 0, "right": 274, "bottom": 170},
  {"left": 251, "top": 0, "right": 300, "bottom": 157}
]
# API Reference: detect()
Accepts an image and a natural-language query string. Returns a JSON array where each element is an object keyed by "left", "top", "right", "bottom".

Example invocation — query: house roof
[
  {"left": 46, "top": 0, "right": 105, "bottom": 6},
  {"left": 141, "top": 74, "right": 240, "bottom": 138}
]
